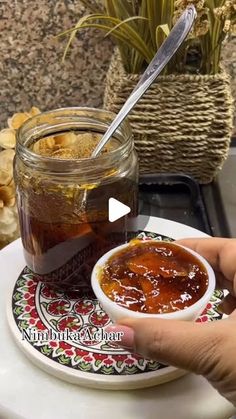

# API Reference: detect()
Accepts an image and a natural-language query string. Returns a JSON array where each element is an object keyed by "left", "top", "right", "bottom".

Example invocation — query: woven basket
[{"left": 103, "top": 51, "right": 234, "bottom": 184}]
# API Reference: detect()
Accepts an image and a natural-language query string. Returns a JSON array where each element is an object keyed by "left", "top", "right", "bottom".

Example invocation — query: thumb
[{"left": 106, "top": 318, "right": 222, "bottom": 376}]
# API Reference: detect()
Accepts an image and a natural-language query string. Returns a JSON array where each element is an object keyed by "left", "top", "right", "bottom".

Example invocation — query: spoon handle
[{"left": 92, "top": 5, "right": 197, "bottom": 157}]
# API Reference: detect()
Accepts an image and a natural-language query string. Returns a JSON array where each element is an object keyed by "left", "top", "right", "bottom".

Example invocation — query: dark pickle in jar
[
  {"left": 15, "top": 111, "right": 138, "bottom": 296},
  {"left": 100, "top": 241, "right": 209, "bottom": 314}
]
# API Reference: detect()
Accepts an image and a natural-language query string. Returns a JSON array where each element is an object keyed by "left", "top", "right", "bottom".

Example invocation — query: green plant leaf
[
  {"left": 161, "top": 0, "right": 174, "bottom": 28},
  {"left": 102, "top": 0, "right": 130, "bottom": 71},
  {"left": 147, "top": 0, "right": 161, "bottom": 47},
  {"left": 156, "top": 23, "right": 170, "bottom": 49},
  {"left": 104, "top": 0, "right": 116, "bottom": 17},
  {"left": 57, "top": 0, "right": 226, "bottom": 74},
  {"left": 105, "top": 0, "right": 134, "bottom": 20},
  {"left": 157, "top": 23, "right": 170, "bottom": 37},
  {"left": 104, "top": 16, "right": 148, "bottom": 39},
  {"left": 59, "top": 13, "right": 97, "bottom": 62},
  {"left": 59, "top": 14, "right": 153, "bottom": 63},
  {"left": 130, "top": 0, "right": 152, "bottom": 72}
]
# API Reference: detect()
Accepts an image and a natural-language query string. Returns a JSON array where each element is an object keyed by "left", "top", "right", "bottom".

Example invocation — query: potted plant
[{"left": 61, "top": 1, "right": 236, "bottom": 183}]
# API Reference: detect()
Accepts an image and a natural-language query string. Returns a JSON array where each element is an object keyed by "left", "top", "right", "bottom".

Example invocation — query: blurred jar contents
[{"left": 14, "top": 108, "right": 138, "bottom": 293}]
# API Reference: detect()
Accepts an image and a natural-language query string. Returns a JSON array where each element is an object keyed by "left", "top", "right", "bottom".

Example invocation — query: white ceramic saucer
[
  {"left": 6, "top": 216, "right": 223, "bottom": 390},
  {"left": 1, "top": 217, "right": 235, "bottom": 419}
]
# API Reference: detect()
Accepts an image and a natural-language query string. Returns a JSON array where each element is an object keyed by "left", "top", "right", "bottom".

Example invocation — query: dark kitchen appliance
[{"left": 139, "top": 141, "right": 236, "bottom": 238}]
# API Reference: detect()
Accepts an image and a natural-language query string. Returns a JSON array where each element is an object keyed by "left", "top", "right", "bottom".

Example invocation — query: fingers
[
  {"left": 175, "top": 238, "right": 229, "bottom": 272},
  {"left": 228, "top": 308, "right": 236, "bottom": 319},
  {"left": 219, "top": 294, "right": 236, "bottom": 315},
  {"left": 107, "top": 317, "right": 222, "bottom": 376},
  {"left": 215, "top": 272, "right": 235, "bottom": 296},
  {"left": 175, "top": 238, "right": 236, "bottom": 292}
]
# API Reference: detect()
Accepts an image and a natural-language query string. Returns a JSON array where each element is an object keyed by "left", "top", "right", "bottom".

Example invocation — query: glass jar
[{"left": 14, "top": 108, "right": 138, "bottom": 294}]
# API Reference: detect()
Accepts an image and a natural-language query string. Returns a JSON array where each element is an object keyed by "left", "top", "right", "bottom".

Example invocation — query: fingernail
[{"left": 105, "top": 325, "right": 134, "bottom": 349}]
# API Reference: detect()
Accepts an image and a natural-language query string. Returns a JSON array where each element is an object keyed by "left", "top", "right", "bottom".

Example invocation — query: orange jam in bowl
[{"left": 92, "top": 240, "right": 216, "bottom": 320}]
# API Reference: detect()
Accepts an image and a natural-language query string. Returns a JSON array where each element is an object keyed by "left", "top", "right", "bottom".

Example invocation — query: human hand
[{"left": 106, "top": 238, "right": 236, "bottom": 406}]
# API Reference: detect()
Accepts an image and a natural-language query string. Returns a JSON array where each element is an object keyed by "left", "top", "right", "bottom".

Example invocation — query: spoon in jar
[
  {"left": 79, "top": 5, "right": 197, "bottom": 209},
  {"left": 91, "top": 5, "right": 197, "bottom": 157}
]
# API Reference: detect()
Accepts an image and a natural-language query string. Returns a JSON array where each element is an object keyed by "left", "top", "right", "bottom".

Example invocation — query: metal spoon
[
  {"left": 91, "top": 5, "right": 197, "bottom": 157},
  {"left": 79, "top": 5, "right": 197, "bottom": 211}
]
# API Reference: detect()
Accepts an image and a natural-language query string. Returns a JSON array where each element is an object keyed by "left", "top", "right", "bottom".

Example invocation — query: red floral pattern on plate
[
  {"left": 73, "top": 300, "right": 94, "bottom": 315},
  {"left": 46, "top": 299, "right": 70, "bottom": 316},
  {"left": 89, "top": 311, "right": 110, "bottom": 327},
  {"left": 12, "top": 232, "right": 223, "bottom": 376}
]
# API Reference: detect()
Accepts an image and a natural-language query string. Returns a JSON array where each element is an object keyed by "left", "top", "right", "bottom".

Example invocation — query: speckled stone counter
[
  {"left": 0, "top": 1, "right": 235, "bottom": 131},
  {"left": 0, "top": 0, "right": 113, "bottom": 123}
]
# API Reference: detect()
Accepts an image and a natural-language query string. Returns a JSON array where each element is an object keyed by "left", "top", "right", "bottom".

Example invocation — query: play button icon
[{"left": 108, "top": 198, "right": 131, "bottom": 222}]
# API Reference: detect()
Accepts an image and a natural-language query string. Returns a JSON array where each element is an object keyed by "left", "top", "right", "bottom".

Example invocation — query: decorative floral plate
[{"left": 8, "top": 232, "right": 223, "bottom": 390}]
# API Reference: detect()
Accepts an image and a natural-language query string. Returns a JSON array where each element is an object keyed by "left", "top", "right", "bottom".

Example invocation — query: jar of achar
[{"left": 14, "top": 108, "right": 138, "bottom": 294}]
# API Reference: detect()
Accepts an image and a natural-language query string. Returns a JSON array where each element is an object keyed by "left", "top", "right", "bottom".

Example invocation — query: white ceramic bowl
[{"left": 91, "top": 241, "right": 216, "bottom": 322}]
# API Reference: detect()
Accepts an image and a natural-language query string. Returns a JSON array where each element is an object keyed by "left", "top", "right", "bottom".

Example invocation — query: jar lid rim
[{"left": 16, "top": 107, "right": 134, "bottom": 174}]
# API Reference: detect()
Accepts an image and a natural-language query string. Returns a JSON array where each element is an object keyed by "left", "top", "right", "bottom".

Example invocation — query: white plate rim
[{"left": 5, "top": 216, "right": 209, "bottom": 390}]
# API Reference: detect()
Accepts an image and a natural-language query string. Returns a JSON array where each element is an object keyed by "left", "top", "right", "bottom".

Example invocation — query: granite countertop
[
  {"left": 0, "top": 0, "right": 235, "bottom": 131},
  {"left": 0, "top": 1, "right": 113, "bottom": 121}
]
